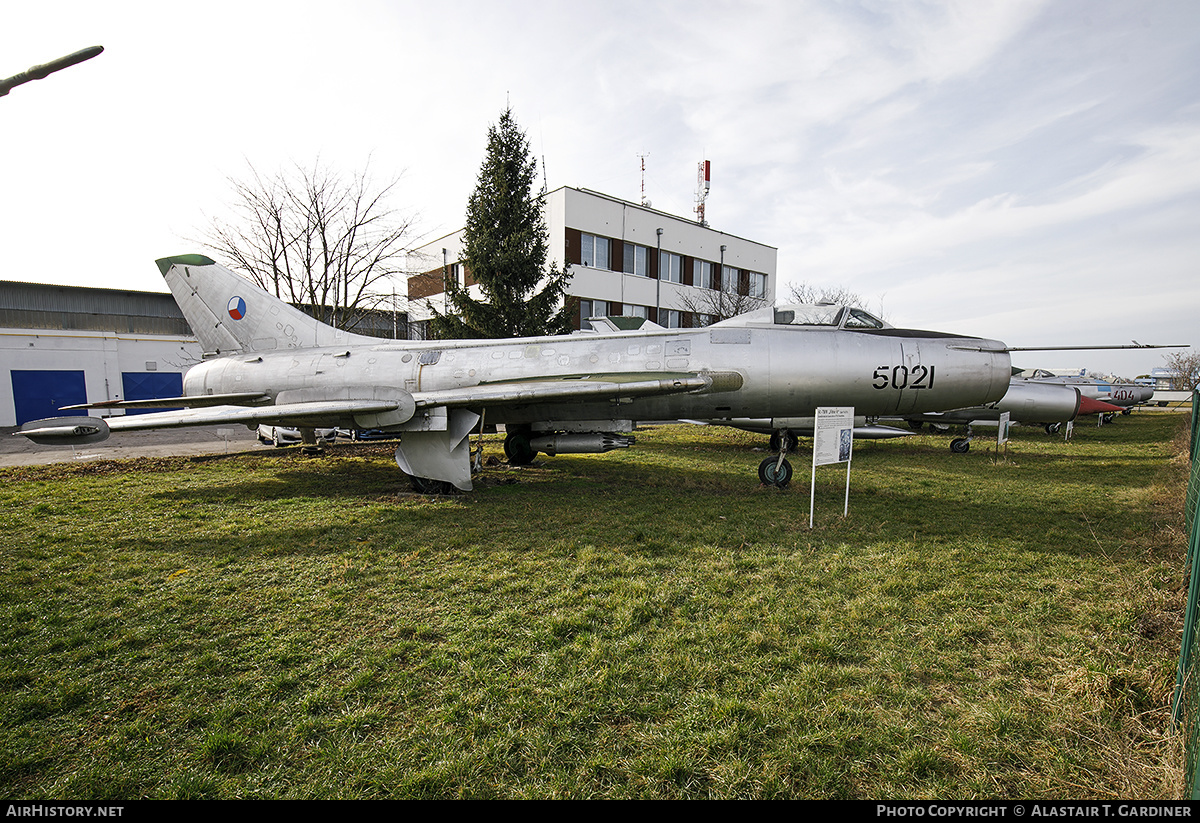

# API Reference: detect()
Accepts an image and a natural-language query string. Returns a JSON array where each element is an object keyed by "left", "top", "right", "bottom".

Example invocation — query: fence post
[{"left": 1172, "top": 392, "right": 1200, "bottom": 797}]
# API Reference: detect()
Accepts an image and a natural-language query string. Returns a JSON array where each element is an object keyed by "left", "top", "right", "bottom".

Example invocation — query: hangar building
[{"left": 0, "top": 281, "right": 202, "bottom": 427}]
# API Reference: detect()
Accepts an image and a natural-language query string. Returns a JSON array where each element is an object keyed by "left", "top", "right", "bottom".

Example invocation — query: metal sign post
[{"left": 811, "top": 406, "right": 854, "bottom": 529}]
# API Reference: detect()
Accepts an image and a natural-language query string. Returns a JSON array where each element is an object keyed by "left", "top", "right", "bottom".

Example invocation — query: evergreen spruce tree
[{"left": 431, "top": 108, "right": 573, "bottom": 339}]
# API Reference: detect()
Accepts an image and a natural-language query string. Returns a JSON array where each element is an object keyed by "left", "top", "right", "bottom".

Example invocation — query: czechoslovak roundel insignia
[{"left": 227, "top": 296, "right": 247, "bottom": 321}]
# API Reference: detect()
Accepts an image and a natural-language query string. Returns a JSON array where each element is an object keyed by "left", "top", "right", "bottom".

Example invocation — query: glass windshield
[
  {"left": 842, "top": 308, "right": 885, "bottom": 329},
  {"left": 773, "top": 305, "right": 844, "bottom": 326}
]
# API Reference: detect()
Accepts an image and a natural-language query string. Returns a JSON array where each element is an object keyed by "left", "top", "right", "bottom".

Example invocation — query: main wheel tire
[
  {"left": 411, "top": 476, "right": 454, "bottom": 494},
  {"left": 504, "top": 430, "right": 538, "bottom": 465},
  {"left": 950, "top": 438, "right": 970, "bottom": 454},
  {"left": 758, "top": 456, "right": 793, "bottom": 487}
]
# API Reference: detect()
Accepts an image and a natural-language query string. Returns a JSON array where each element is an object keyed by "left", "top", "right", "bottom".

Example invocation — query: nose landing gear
[{"left": 759, "top": 428, "right": 795, "bottom": 487}]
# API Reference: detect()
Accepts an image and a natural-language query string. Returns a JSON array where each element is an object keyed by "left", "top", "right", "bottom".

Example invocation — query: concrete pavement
[{"left": 0, "top": 423, "right": 263, "bottom": 467}]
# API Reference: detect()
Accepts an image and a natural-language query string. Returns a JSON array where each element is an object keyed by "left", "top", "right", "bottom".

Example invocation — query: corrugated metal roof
[
  {"left": 0, "top": 281, "right": 189, "bottom": 334},
  {"left": 0, "top": 280, "right": 408, "bottom": 339},
  {"left": 0, "top": 280, "right": 182, "bottom": 318}
]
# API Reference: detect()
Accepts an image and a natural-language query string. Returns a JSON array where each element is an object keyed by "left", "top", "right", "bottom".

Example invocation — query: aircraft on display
[
  {"left": 17, "top": 256, "right": 1182, "bottom": 491},
  {"left": 896, "top": 383, "right": 1122, "bottom": 451},
  {"left": 696, "top": 377, "right": 1126, "bottom": 456},
  {"left": 18, "top": 255, "right": 1024, "bottom": 491},
  {"left": 897, "top": 378, "right": 1084, "bottom": 453},
  {"left": 1018, "top": 369, "right": 1155, "bottom": 410}
]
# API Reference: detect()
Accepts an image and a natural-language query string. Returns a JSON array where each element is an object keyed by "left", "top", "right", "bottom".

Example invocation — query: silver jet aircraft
[
  {"left": 1018, "top": 369, "right": 1154, "bottom": 409},
  {"left": 20, "top": 255, "right": 1018, "bottom": 491},
  {"left": 897, "top": 378, "right": 1082, "bottom": 452}
]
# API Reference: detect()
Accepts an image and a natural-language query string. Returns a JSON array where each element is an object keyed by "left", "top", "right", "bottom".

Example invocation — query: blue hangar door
[
  {"left": 121, "top": 372, "right": 183, "bottom": 415},
  {"left": 11, "top": 370, "right": 88, "bottom": 425}
]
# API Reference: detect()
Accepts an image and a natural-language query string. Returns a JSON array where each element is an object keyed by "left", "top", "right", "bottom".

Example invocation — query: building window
[
  {"left": 695, "top": 313, "right": 717, "bottom": 328},
  {"left": 693, "top": 259, "right": 713, "bottom": 290},
  {"left": 623, "top": 244, "right": 649, "bottom": 277},
  {"left": 410, "top": 319, "right": 430, "bottom": 340},
  {"left": 660, "top": 309, "right": 681, "bottom": 328},
  {"left": 660, "top": 251, "right": 682, "bottom": 283},
  {"left": 748, "top": 272, "right": 768, "bottom": 299},
  {"left": 625, "top": 304, "right": 648, "bottom": 319},
  {"left": 579, "top": 298, "right": 608, "bottom": 328},
  {"left": 581, "top": 234, "right": 610, "bottom": 270},
  {"left": 721, "top": 265, "right": 739, "bottom": 294}
]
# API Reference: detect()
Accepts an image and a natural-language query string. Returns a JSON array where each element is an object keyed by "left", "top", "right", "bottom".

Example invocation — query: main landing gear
[
  {"left": 759, "top": 428, "right": 795, "bottom": 488},
  {"left": 503, "top": 425, "right": 538, "bottom": 466},
  {"left": 410, "top": 476, "right": 457, "bottom": 495}
]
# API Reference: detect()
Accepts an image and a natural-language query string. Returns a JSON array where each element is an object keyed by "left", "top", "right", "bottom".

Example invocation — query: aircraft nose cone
[{"left": 1078, "top": 396, "right": 1124, "bottom": 415}]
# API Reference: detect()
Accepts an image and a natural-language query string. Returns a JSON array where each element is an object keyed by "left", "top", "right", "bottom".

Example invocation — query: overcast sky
[{"left": 3, "top": 0, "right": 1198, "bottom": 377}]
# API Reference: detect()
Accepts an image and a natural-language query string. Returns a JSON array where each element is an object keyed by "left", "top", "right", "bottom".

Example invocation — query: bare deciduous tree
[
  {"left": 203, "top": 160, "right": 415, "bottom": 332},
  {"left": 786, "top": 281, "right": 886, "bottom": 320},
  {"left": 674, "top": 287, "right": 770, "bottom": 325},
  {"left": 1163, "top": 350, "right": 1200, "bottom": 393}
]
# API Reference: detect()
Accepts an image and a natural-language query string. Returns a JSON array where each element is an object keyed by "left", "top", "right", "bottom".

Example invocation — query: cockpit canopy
[{"left": 715, "top": 303, "right": 891, "bottom": 331}]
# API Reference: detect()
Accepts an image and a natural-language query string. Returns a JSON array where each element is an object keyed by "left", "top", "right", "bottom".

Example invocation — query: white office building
[{"left": 408, "top": 186, "right": 777, "bottom": 337}]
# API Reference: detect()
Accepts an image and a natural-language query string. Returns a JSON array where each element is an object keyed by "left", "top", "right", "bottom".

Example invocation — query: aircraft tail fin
[{"left": 155, "top": 254, "right": 379, "bottom": 355}]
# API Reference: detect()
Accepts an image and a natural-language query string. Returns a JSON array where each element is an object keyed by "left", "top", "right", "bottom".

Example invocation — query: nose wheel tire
[
  {"left": 758, "top": 456, "right": 793, "bottom": 487},
  {"left": 950, "top": 438, "right": 970, "bottom": 454}
]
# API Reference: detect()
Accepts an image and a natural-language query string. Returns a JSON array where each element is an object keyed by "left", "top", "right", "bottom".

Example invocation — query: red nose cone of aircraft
[{"left": 1077, "top": 395, "right": 1125, "bottom": 415}]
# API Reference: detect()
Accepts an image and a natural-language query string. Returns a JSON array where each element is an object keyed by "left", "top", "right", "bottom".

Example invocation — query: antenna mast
[
  {"left": 695, "top": 159, "right": 711, "bottom": 226},
  {"left": 638, "top": 153, "right": 650, "bottom": 207}
]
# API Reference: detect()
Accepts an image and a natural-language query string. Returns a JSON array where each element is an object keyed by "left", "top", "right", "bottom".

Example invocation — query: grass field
[{"left": 0, "top": 413, "right": 1190, "bottom": 798}]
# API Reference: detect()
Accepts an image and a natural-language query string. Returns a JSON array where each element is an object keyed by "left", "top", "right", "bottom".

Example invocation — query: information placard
[
  {"left": 813, "top": 407, "right": 854, "bottom": 466},
  {"left": 811, "top": 407, "right": 854, "bottom": 528}
]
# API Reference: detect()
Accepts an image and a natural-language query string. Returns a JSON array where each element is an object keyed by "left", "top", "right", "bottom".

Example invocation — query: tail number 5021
[{"left": 873, "top": 365, "right": 935, "bottom": 390}]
